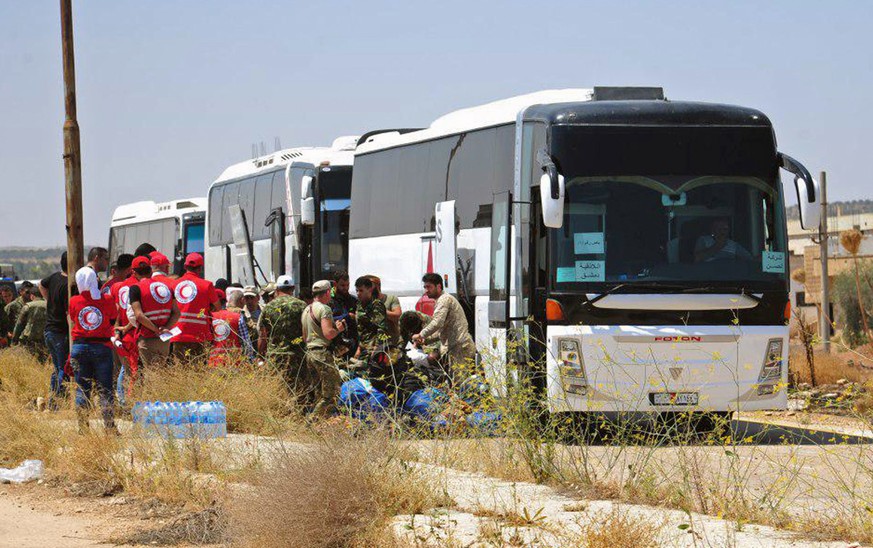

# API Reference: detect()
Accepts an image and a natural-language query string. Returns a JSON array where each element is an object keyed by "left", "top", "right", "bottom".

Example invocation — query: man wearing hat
[
  {"left": 302, "top": 280, "right": 346, "bottom": 416},
  {"left": 170, "top": 253, "right": 220, "bottom": 360},
  {"left": 260, "top": 282, "right": 277, "bottom": 305},
  {"left": 241, "top": 285, "right": 261, "bottom": 350},
  {"left": 128, "top": 256, "right": 180, "bottom": 368},
  {"left": 149, "top": 252, "right": 177, "bottom": 289},
  {"left": 257, "top": 275, "right": 306, "bottom": 392}
]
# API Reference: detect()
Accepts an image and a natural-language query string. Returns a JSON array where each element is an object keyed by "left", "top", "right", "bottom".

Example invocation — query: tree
[{"left": 840, "top": 229, "right": 871, "bottom": 341}]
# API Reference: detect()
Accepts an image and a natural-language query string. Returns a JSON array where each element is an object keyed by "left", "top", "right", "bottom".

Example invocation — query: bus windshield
[
  {"left": 547, "top": 124, "right": 787, "bottom": 291},
  {"left": 549, "top": 175, "right": 787, "bottom": 289},
  {"left": 318, "top": 167, "right": 352, "bottom": 278}
]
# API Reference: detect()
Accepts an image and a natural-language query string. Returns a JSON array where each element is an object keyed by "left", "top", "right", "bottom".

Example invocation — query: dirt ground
[
  {"left": 2, "top": 410, "right": 872, "bottom": 547},
  {"left": 0, "top": 479, "right": 217, "bottom": 548}
]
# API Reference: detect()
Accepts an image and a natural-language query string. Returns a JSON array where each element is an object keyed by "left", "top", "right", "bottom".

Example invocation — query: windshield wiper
[{"left": 584, "top": 283, "right": 730, "bottom": 306}]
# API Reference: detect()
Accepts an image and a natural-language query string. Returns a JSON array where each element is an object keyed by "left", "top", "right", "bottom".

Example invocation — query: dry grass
[
  {"left": 0, "top": 393, "right": 67, "bottom": 467},
  {"left": 789, "top": 346, "right": 871, "bottom": 385},
  {"left": 571, "top": 508, "right": 664, "bottom": 548},
  {"left": 0, "top": 347, "right": 52, "bottom": 405},
  {"left": 131, "top": 358, "right": 299, "bottom": 435},
  {"left": 230, "top": 428, "right": 450, "bottom": 548}
]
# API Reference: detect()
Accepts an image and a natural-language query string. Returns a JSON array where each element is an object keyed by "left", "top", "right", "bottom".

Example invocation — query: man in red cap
[
  {"left": 149, "top": 251, "right": 177, "bottom": 289},
  {"left": 128, "top": 256, "right": 180, "bottom": 368},
  {"left": 170, "top": 253, "right": 219, "bottom": 361},
  {"left": 109, "top": 255, "right": 142, "bottom": 392}
]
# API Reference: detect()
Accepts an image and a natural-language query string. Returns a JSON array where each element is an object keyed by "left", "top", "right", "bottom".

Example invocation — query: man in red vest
[
  {"left": 209, "top": 289, "right": 254, "bottom": 367},
  {"left": 171, "top": 253, "right": 219, "bottom": 360},
  {"left": 128, "top": 256, "right": 179, "bottom": 368},
  {"left": 110, "top": 257, "right": 141, "bottom": 391},
  {"left": 149, "top": 251, "right": 177, "bottom": 287}
]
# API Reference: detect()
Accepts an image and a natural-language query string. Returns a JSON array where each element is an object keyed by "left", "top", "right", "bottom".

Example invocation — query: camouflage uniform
[
  {"left": 302, "top": 301, "right": 342, "bottom": 416},
  {"left": 4, "top": 296, "right": 25, "bottom": 332},
  {"left": 258, "top": 294, "right": 307, "bottom": 385},
  {"left": 356, "top": 298, "right": 389, "bottom": 355},
  {"left": 13, "top": 299, "right": 47, "bottom": 360}
]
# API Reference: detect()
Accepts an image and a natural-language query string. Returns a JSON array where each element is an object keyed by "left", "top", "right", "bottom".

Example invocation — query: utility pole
[
  {"left": 819, "top": 171, "right": 830, "bottom": 352},
  {"left": 60, "top": 0, "right": 85, "bottom": 292}
]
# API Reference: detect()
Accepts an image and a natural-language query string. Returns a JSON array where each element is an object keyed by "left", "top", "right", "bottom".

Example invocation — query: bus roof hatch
[{"left": 592, "top": 86, "right": 665, "bottom": 101}]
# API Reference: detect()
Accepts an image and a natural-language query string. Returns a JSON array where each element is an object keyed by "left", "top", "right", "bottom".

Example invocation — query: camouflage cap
[{"left": 260, "top": 282, "right": 276, "bottom": 296}]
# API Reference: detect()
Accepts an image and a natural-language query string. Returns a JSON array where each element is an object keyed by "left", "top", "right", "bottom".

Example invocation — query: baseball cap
[
  {"left": 312, "top": 279, "right": 332, "bottom": 294},
  {"left": 184, "top": 253, "right": 204, "bottom": 268},
  {"left": 276, "top": 275, "right": 294, "bottom": 289},
  {"left": 243, "top": 285, "right": 258, "bottom": 297},
  {"left": 215, "top": 288, "right": 226, "bottom": 301},
  {"left": 149, "top": 252, "right": 170, "bottom": 266},
  {"left": 132, "top": 256, "right": 150, "bottom": 269}
]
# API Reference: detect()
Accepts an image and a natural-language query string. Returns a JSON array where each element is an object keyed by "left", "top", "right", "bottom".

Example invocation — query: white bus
[
  {"left": 350, "top": 87, "right": 821, "bottom": 416},
  {"left": 108, "top": 198, "right": 206, "bottom": 274},
  {"left": 205, "top": 136, "right": 361, "bottom": 287}
]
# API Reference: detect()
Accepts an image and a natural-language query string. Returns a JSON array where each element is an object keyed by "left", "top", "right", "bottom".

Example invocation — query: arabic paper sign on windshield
[
  {"left": 574, "top": 232, "right": 604, "bottom": 255},
  {"left": 762, "top": 251, "right": 785, "bottom": 274},
  {"left": 556, "top": 267, "right": 576, "bottom": 283},
  {"left": 575, "top": 260, "right": 605, "bottom": 282}
]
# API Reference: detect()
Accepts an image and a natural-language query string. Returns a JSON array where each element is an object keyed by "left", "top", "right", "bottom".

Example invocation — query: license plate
[{"left": 649, "top": 392, "right": 699, "bottom": 406}]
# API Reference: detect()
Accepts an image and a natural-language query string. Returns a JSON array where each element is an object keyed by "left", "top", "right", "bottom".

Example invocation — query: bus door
[{"left": 486, "top": 190, "right": 513, "bottom": 397}]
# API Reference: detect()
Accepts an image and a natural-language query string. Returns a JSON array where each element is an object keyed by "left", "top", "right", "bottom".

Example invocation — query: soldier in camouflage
[
  {"left": 354, "top": 276, "right": 390, "bottom": 358},
  {"left": 12, "top": 287, "right": 47, "bottom": 360},
  {"left": 257, "top": 275, "right": 307, "bottom": 390},
  {"left": 4, "top": 281, "right": 33, "bottom": 335},
  {"left": 302, "top": 279, "right": 346, "bottom": 417}
]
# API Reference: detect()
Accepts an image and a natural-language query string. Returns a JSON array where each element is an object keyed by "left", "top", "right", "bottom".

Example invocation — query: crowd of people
[{"left": 1, "top": 244, "right": 479, "bottom": 433}]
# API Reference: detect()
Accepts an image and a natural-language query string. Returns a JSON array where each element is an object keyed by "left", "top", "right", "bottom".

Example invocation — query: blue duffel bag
[
  {"left": 402, "top": 388, "right": 447, "bottom": 419},
  {"left": 338, "top": 378, "right": 389, "bottom": 418},
  {"left": 466, "top": 411, "right": 503, "bottom": 435}
]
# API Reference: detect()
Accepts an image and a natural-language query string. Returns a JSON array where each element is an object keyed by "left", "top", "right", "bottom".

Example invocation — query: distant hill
[
  {"left": 786, "top": 199, "right": 873, "bottom": 221},
  {"left": 0, "top": 246, "right": 100, "bottom": 281}
]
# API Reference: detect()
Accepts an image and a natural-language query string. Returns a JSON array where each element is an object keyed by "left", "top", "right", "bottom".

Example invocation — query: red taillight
[
  {"left": 784, "top": 301, "right": 791, "bottom": 321},
  {"left": 546, "top": 298, "right": 564, "bottom": 321}
]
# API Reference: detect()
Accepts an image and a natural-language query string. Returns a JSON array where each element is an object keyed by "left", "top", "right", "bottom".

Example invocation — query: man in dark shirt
[{"left": 39, "top": 252, "right": 77, "bottom": 404}]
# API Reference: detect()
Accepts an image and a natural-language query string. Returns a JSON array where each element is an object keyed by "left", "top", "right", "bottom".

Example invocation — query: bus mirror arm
[
  {"left": 778, "top": 152, "right": 821, "bottom": 230},
  {"left": 540, "top": 164, "right": 565, "bottom": 228}
]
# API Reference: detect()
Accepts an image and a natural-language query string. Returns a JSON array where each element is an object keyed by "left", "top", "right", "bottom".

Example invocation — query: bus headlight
[
  {"left": 558, "top": 338, "right": 587, "bottom": 394},
  {"left": 758, "top": 338, "right": 783, "bottom": 382}
]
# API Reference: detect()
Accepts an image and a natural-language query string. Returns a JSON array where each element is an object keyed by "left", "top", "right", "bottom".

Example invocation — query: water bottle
[
  {"left": 196, "top": 401, "right": 210, "bottom": 438},
  {"left": 216, "top": 402, "right": 227, "bottom": 438},
  {"left": 154, "top": 402, "right": 167, "bottom": 438},
  {"left": 182, "top": 401, "right": 196, "bottom": 438},
  {"left": 170, "top": 403, "right": 182, "bottom": 439},
  {"left": 131, "top": 402, "right": 142, "bottom": 424}
]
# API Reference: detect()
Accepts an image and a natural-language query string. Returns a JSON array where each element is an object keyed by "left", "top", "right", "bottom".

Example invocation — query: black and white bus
[
  {"left": 109, "top": 198, "right": 206, "bottom": 275},
  {"left": 349, "top": 87, "right": 821, "bottom": 415},
  {"left": 205, "top": 137, "right": 358, "bottom": 288}
]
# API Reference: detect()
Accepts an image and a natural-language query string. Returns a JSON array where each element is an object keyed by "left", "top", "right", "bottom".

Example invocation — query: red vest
[
  {"left": 110, "top": 276, "right": 138, "bottom": 328},
  {"left": 136, "top": 278, "right": 175, "bottom": 338},
  {"left": 69, "top": 293, "right": 117, "bottom": 344},
  {"left": 172, "top": 272, "right": 216, "bottom": 343},
  {"left": 152, "top": 272, "right": 177, "bottom": 290},
  {"left": 209, "top": 309, "right": 243, "bottom": 366}
]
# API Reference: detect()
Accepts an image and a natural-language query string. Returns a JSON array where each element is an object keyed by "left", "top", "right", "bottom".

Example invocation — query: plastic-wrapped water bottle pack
[{"left": 132, "top": 401, "right": 227, "bottom": 438}]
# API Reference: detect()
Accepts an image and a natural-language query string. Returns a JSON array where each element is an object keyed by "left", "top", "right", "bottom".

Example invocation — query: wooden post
[
  {"left": 60, "top": 0, "right": 84, "bottom": 285},
  {"left": 819, "top": 171, "right": 830, "bottom": 352}
]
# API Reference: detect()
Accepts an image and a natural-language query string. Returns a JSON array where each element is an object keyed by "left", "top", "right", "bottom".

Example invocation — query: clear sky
[{"left": 0, "top": 1, "right": 871, "bottom": 246}]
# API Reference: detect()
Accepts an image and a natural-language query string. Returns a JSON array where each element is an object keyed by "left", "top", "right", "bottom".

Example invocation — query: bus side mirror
[
  {"left": 300, "top": 175, "right": 315, "bottom": 226},
  {"left": 779, "top": 152, "right": 821, "bottom": 230},
  {"left": 540, "top": 165, "right": 564, "bottom": 228}
]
